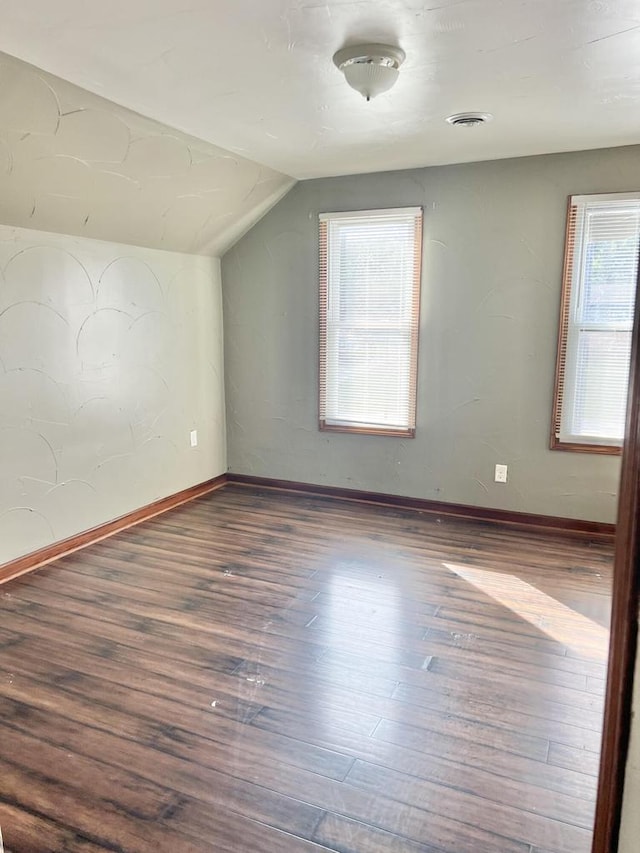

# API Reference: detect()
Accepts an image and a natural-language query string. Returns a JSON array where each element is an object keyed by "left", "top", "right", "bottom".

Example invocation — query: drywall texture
[
  {"left": 0, "top": 51, "right": 295, "bottom": 256},
  {"left": 619, "top": 645, "right": 640, "bottom": 852},
  {"left": 222, "top": 145, "right": 640, "bottom": 523},
  {"left": 0, "top": 224, "right": 226, "bottom": 566},
  {"left": 5, "top": 0, "right": 640, "bottom": 180}
]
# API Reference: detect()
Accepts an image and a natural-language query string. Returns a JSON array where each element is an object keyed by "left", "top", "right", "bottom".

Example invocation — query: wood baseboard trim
[
  {"left": 227, "top": 473, "right": 616, "bottom": 538},
  {"left": 0, "top": 473, "right": 228, "bottom": 586},
  {"left": 1, "top": 470, "right": 613, "bottom": 587}
]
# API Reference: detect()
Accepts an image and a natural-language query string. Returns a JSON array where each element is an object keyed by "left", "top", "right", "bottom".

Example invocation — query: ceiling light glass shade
[
  {"left": 333, "top": 44, "right": 405, "bottom": 101},
  {"left": 343, "top": 62, "right": 399, "bottom": 100}
]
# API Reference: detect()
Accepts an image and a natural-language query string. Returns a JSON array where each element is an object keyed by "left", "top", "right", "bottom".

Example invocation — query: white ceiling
[
  {"left": 0, "top": 52, "right": 294, "bottom": 255},
  {"left": 0, "top": 0, "right": 640, "bottom": 180}
]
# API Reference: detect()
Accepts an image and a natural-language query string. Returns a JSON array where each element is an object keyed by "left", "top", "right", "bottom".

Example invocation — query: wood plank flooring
[{"left": 0, "top": 484, "right": 612, "bottom": 853}]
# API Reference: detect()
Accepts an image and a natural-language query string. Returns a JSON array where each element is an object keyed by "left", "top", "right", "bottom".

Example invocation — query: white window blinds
[
  {"left": 553, "top": 193, "right": 640, "bottom": 450},
  {"left": 319, "top": 208, "right": 423, "bottom": 436}
]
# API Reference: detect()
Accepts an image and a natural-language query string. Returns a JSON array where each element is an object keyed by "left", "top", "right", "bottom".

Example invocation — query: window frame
[
  {"left": 551, "top": 192, "right": 640, "bottom": 455},
  {"left": 318, "top": 206, "right": 423, "bottom": 438}
]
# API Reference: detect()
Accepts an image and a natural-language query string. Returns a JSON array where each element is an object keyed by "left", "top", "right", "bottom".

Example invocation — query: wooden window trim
[
  {"left": 318, "top": 208, "right": 423, "bottom": 438},
  {"left": 550, "top": 439, "right": 621, "bottom": 456},
  {"left": 550, "top": 197, "right": 625, "bottom": 456}
]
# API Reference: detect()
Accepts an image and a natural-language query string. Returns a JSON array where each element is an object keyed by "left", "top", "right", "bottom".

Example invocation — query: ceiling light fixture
[
  {"left": 446, "top": 112, "right": 493, "bottom": 128},
  {"left": 333, "top": 43, "right": 406, "bottom": 101}
]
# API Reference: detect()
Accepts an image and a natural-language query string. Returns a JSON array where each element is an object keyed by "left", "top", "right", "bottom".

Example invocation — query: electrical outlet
[
  {"left": 190, "top": 429, "right": 198, "bottom": 448},
  {"left": 494, "top": 464, "right": 508, "bottom": 483}
]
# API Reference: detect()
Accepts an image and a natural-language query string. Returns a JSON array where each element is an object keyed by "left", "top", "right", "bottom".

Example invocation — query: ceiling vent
[{"left": 446, "top": 112, "right": 493, "bottom": 128}]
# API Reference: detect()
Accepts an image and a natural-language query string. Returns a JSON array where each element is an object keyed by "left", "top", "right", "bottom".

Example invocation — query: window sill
[
  {"left": 320, "top": 422, "right": 415, "bottom": 438},
  {"left": 550, "top": 437, "right": 622, "bottom": 456}
]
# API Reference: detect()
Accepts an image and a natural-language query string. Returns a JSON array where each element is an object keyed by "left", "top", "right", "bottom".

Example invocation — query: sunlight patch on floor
[{"left": 444, "top": 562, "right": 609, "bottom": 659}]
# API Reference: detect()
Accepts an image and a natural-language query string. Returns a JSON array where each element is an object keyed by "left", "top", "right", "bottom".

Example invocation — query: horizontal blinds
[
  {"left": 552, "top": 203, "right": 578, "bottom": 442},
  {"left": 572, "top": 329, "right": 632, "bottom": 441},
  {"left": 319, "top": 208, "right": 422, "bottom": 434},
  {"left": 555, "top": 194, "right": 640, "bottom": 447}
]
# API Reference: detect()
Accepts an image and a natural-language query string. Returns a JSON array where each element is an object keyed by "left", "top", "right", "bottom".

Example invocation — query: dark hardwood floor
[{"left": 0, "top": 484, "right": 612, "bottom": 853}]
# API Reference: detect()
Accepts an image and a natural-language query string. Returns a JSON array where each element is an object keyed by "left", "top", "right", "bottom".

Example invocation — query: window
[
  {"left": 552, "top": 192, "right": 640, "bottom": 453},
  {"left": 319, "top": 207, "right": 423, "bottom": 436}
]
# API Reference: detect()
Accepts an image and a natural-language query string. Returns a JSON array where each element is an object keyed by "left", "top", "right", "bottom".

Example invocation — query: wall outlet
[
  {"left": 190, "top": 429, "right": 198, "bottom": 448},
  {"left": 494, "top": 463, "right": 508, "bottom": 483}
]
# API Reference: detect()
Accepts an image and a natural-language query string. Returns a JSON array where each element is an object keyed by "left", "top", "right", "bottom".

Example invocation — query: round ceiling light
[
  {"left": 446, "top": 112, "right": 493, "bottom": 128},
  {"left": 333, "top": 43, "right": 406, "bottom": 101}
]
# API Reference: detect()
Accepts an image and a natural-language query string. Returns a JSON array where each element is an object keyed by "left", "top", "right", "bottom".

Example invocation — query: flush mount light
[
  {"left": 333, "top": 43, "right": 406, "bottom": 101},
  {"left": 446, "top": 112, "right": 494, "bottom": 128}
]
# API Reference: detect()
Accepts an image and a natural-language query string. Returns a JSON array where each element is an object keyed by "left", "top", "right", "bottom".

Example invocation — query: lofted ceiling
[
  {"left": 0, "top": 0, "right": 639, "bottom": 180},
  {"left": 0, "top": 52, "right": 294, "bottom": 255}
]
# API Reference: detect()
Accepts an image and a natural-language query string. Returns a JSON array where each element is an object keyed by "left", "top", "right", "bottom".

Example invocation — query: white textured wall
[
  {"left": 221, "top": 146, "right": 640, "bottom": 523},
  {"left": 618, "top": 640, "right": 640, "bottom": 851},
  {"left": 0, "top": 224, "right": 226, "bottom": 566}
]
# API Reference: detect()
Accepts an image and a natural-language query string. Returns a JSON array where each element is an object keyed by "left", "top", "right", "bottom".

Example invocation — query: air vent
[{"left": 446, "top": 112, "right": 493, "bottom": 128}]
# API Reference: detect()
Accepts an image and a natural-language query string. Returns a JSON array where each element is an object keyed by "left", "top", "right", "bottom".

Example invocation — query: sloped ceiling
[
  {"left": 1, "top": 1, "right": 640, "bottom": 179},
  {"left": 0, "top": 52, "right": 295, "bottom": 256}
]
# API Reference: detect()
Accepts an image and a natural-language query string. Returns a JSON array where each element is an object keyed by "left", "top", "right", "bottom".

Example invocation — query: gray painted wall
[{"left": 222, "top": 145, "right": 640, "bottom": 523}]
